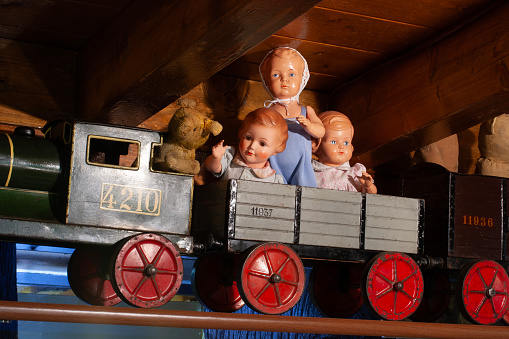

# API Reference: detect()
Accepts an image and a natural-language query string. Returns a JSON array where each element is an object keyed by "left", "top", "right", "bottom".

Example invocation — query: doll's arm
[
  {"left": 359, "top": 171, "right": 377, "bottom": 194},
  {"left": 204, "top": 140, "right": 228, "bottom": 174},
  {"left": 296, "top": 106, "right": 325, "bottom": 138}
]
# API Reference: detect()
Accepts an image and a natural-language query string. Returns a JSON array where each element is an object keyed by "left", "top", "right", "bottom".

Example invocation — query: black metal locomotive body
[{"left": 1, "top": 121, "right": 194, "bottom": 308}]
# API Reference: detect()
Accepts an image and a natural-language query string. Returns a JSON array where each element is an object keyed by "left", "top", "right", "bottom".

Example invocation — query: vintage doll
[
  {"left": 204, "top": 108, "right": 288, "bottom": 183},
  {"left": 312, "top": 111, "right": 377, "bottom": 193},
  {"left": 259, "top": 47, "right": 325, "bottom": 187}
]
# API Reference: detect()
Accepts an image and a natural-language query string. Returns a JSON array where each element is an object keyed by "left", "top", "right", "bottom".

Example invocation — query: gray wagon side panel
[
  {"left": 299, "top": 187, "right": 362, "bottom": 249},
  {"left": 233, "top": 180, "right": 296, "bottom": 243},
  {"left": 364, "top": 194, "right": 420, "bottom": 253}
]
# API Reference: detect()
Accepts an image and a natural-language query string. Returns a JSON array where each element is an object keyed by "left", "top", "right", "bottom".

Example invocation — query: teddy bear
[{"left": 153, "top": 98, "right": 222, "bottom": 175}]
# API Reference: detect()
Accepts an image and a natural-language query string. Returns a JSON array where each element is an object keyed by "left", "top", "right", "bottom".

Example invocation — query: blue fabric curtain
[
  {"left": 204, "top": 268, "right": 381, "bottom": 339},
  {"left": 0, "top": 242, "right": 18, "bottom": 338}
]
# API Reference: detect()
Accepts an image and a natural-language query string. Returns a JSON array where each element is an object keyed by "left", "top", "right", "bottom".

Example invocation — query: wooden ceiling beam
[
  {"left": 77, "top": 0, "right": 322, "bottom": 126},
  {"left": 330, "top": 1, "right": 509, "bottom": 170},
  {"left": 0, "top": 38, "right": 76, "bottom": 128}
]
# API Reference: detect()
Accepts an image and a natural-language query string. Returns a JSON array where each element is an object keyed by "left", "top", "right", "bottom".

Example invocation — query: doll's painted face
[
  {"left": 262, "top": 49, "right": 304, "bottom": 100},
  {"left": 239, "top": 123, "right": 281, "bottom": 169},
  {"left": 317, "top": 127, "right": 354, "bottom": 167}
]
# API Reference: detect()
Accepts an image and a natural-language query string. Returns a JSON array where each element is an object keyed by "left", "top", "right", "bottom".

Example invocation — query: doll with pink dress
[
  {"left": 259, "top": 47, "right": 325, "bottom": 187},
  {"left": 312, "top": 111, "right": 377, "bottom": 193}
]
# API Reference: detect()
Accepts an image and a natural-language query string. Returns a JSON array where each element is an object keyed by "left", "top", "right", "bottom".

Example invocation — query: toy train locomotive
[
  {"left": 0, "top": 121, "right": 508, "bottom": 325},
  {"left": 1, "top": 121, "right": 194, "bottom": 308}
]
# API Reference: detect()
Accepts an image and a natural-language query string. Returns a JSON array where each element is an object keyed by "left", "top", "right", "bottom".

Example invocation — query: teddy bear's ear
[
  {"left": 167, "top": 107, "right": 185, "bottom": 132},
  {"left": 178, "top": 98, "right": 197, "bottom": 109}
]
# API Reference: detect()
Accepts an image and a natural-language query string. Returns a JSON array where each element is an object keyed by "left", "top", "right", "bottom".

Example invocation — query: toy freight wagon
[
  {"left": 191, "top": 179, "right": 425, "bottom": 319},
  {"left": 401, "top": 162, "right": 509, "bottom": 324}
]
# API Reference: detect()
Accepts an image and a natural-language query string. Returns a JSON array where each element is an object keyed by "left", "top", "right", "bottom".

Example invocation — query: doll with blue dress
[{"left": 259, "top": 47, "right": 325, "bottom": 187}]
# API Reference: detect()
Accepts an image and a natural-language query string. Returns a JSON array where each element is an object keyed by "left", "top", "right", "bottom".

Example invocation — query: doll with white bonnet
[
  {"left": 259, "top": 47, "right": 325, "bottom": 187},
  {"left": 312, "top": 111, "right": 377, "bottom": 193}
]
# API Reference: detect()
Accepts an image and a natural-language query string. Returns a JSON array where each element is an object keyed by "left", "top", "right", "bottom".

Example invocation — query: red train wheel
[
  {"left": 192, "top": 253, "right": 245, "bottom": 312},
  {"left": 457, "top": 260, "right": 509, "bottom": 325},
  {"left": 111, "top": 233, "right": 183, "bottom": 308},
  {"left": 503, "top": 310, "right": 509, "bottom": 325},
  {"left": 362, "top": 252, "right": 424, "bottom": 320},
  {"left": 410, "top": 271, "right": 451, "bottom": 322},
  {"left": 309, "top": 262, "right": 363, "bottom": 318},
  {"left": 237, "top": 242, "right": 305, "bottom": 315},
  {"left": 67, "top": 247, "right": 121, "bottom": 306}
]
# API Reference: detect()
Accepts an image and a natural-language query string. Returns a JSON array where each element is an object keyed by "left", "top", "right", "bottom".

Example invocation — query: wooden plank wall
[{"left": 330, "top": 1, "right": 509, "bottom": 171}]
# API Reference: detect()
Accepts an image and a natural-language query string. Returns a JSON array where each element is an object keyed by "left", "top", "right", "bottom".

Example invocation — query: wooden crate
[
  {"left": 364, "top": 194, "right": 421, "bottom": 254},
  {"left": 299, "top": 187, "right": 362, "bottom": 249}
]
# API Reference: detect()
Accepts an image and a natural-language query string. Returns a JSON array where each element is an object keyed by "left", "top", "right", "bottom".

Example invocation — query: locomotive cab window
[{"left": 87, "top": 136, "right": 140, "bottom": 169}]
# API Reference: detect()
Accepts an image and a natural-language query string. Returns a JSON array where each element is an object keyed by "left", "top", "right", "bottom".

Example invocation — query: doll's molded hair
[
  {"left": 312, "top": 111, "right": 353, "bottom": 154},
  {"left": 259, "top": 47, "right": 310, "bottom": 107},
  {"left": 318, "top": 111, "right": 354, "bottom": 136},
  {"left": 238, "top": 108, "right": 289, "bottom": 153}
]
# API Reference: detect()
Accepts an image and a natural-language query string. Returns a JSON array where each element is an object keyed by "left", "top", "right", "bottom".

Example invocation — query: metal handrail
[{"left": 0, "top": 301, "right": 507, "bottom": 338}]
